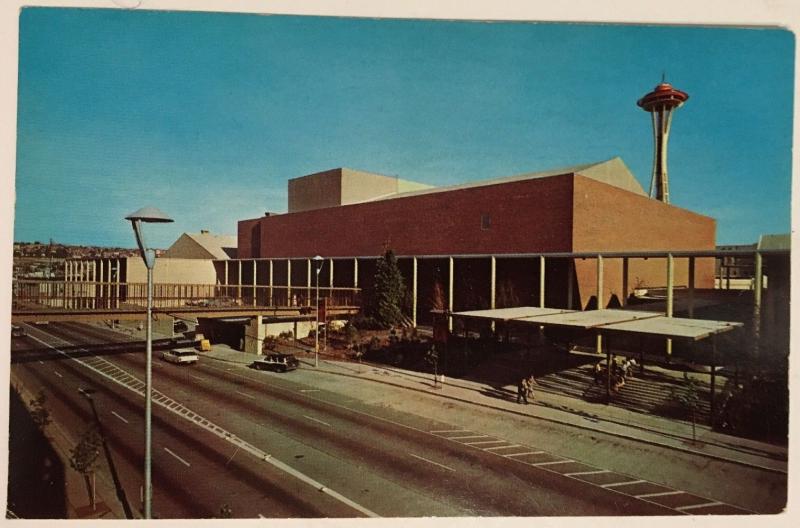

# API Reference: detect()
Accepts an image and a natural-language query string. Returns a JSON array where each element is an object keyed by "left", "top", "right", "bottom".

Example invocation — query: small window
[{"left": 481, "top": 213, "right": 491, "bottom": 230}]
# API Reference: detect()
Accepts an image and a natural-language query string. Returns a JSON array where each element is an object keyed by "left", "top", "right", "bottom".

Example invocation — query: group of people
[
  {"left": 516, "top": 374, "right": 538, "bottom": 404},
  {"left": 593, "top": 357, "right": 637, "bottom": 392}
]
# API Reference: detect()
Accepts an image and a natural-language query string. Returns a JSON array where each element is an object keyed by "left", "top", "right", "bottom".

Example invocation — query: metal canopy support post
[
  {"left": 666, "top": 254, "right": 674, "bottom": 357},
  {"left": 596, "top": 255, "right": 604, "bottom": 309},
  {"left": 329, "top": 259, "right": 334, "bottom": 288},
  {"left": 287, "top": 259, "right": 292, "bottom": 305},
  {"left": 224, "top": 260, "right": 229, "bottom": 294},
  {"left": 448, "top": 257, "right": 454, "bottom": 331},
  {"left": 353, "top": 258, "right": 359, "bottom": 288},
  {"left": 539, "top": 255, "right": 545, "bottom": 308},
  {"left": 268, "top": 260, "right": 273, "bottom": 306},
  {"left": 238, "top": 260, "right": 242, "bottom": 302},
  {"left": 753, "top": 251, "right": 763, "bottom": 362},
  {"left": 252, "top": 261, "right": 257, "bottom": 306},
  {"left": 688, "top": 256, "right": 695, "bottom": 318},
  {"left": 622, "top": 257, "right": 629, "bottom": 307},
  {"left": 490, "top": 256, "right": 496, "bottom": 333},
  {"left": 412, "top": 257, "right": 418, "bottom": 328}
]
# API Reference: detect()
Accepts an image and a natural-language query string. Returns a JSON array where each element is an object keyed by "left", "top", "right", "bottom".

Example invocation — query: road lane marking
[
  {"left": 635, "top": 490, "right": 685, "bottom": 499},
  {"left": 299, "top": 389, "right": 321, "bottom": 393},
  {"left": 601, "top": 479, "right": 647, "bottom": 488},
  {"left": 189, "top": 375, "right": 206, "bottom": 382},
  {"left": 676, "top": 501, "right": 725, "bottom": 511},
  {"left": 430, "top": 429, "right": 466, "bottom": 433},
  {"left": 111, "top": 411, "right": 129, "bottom": 424},
  {"left": 24, "top": 329, "right": 380, "bottom": 518},
  {"left": 53, "top": 371, "right": 63, "bottom": 378},
  {"left": 464, "top": 440, "right": 505, "bottom": 446},
  {"left": 235, "top": 390, "right": 255, "bottom": 399},
  {"left": 164, "top": 447, "right": 191, "bottom": 467},
  {"left": 530, "top": 460, "right": 573, "bottom": 466},
  {"left": 484, "top": 444, "right": 522, "bottom": 451},
  {"left": 303, "top": 415, "right": 331, "bottom": 427},
  {"left": 564, "top": 470, "right": 611, "bottom": 477},
  {"left": 409, "top": 453, "right": 456, "bottom": 472},
  {"left": 449, "top": 435, "right": 489, "bottom": 440},
  {"left": 505, "top": 451, "right": 545, "bottom": 457}
]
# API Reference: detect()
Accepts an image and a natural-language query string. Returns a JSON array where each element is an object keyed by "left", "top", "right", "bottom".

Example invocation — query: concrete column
[
  {"left": 448, "top": 257, "right": 454, "bottom": 331},
  {"left": 622, "top": 257, "right": 629, "bottom": 307},
  {"left": 306, "top": 259, "right": 312, "bottom": 306},
  {"left": 238, "top": 260, "right": 242, "bottom": 302},
  {"left": 490, "top": 256, "right": 496, "bottom": 309},
  {"left": 539, "top": 255, "right": 545, "bottom": 308},
  {"left": 253, "top": 261, "right": 257, "bottom": 306},
  {"left": 666, "top": 254, "right": 674, "bottom": 357},
  {"left": 353, "top": 258, "right": 359, "bottom": 288},
  {"left": 566, "top": 259, "right": 574, "bottom": 310},
  {"left": 244, "top": 315, "right": 265, "bottom": 355},
  {"left": 596, "top": 255, "right": 604, "bottom": 310},
  {"left": 115, "top": 258, "right": 121, "bottom": 309},
  {"left": 329, "top": 259, "right": 334, "bottom": 287},
  {"left": 412, "top": 257, "right": 418, "bottom": 327},
  {"left": 287, "top": 259, "right": 292, "bottom": 305},
  {"left": 268, "top": 260, "right": 274, "bottom": 306},
  {"left": 688, "top": 257, "right": 695, "bottom": 318},
  {"left": 753, "top": 251, "right": 763, "bottom": 361}
]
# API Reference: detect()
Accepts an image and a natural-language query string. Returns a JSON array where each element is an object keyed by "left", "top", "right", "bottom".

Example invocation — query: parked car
[
  {"left": 161, "top": 348, "right": 199, "bottom": 365},
  {"left": 250, "top": 353, "right": 299, "bottom": 373},
  {"left": 11, "top": 325, "right": 26, "bottom": 338}
]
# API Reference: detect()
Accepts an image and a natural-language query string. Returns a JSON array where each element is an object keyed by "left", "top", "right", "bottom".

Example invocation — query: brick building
[{"left": 237, "top": 158, "right": 716, "bottom": 319}]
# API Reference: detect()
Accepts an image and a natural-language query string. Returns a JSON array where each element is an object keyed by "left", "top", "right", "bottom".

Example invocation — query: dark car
[{"left": 250, "top": 353, "right": 299, "bottom": 373}]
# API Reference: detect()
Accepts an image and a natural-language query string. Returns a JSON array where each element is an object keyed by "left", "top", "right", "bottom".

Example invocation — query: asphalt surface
[{"left": 9, "top": 322, "right": 781, "bottom": 517}]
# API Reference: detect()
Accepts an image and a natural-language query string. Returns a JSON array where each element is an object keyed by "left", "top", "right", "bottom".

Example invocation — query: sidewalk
[{"left": 202, "top": 344, "right": 787, "bottom": 475}]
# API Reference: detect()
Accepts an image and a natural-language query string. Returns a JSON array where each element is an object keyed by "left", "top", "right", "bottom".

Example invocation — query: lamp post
[
  {"left": 125, "top": 207, "right": 173, "bottom": 519},
  {"left": 313, "top": 255, "right": 324, "bottom": 368}
]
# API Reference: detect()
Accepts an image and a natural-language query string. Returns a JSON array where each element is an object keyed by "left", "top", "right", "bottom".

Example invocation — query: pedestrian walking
[
  {"left": 593, "top": 361, "right": 604, "bottom": 385},
  {"left": 526, "top": 374, "right": 538, "bottom": 401},
  {"left": 516, "top": 376, "right": 529, "bottom": 404}
]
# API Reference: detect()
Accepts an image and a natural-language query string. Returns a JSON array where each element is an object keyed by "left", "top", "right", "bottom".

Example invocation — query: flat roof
[
  {"left": 450, "top": 307, "right": 742, "bottom": 341},
  {"left": 602, "top": 317, "right": 743, "bottom": 341},
  {"left": 514, "top": 309, "right": 663, "bottom": 329}
]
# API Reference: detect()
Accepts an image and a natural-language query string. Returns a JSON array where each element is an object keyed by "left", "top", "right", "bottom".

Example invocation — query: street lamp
[
  {"left": 313, "top": 255, "right": 324, "bottom": 368},
  {"left": 125, "top": 206, "right": 173, "bottom": 519}
]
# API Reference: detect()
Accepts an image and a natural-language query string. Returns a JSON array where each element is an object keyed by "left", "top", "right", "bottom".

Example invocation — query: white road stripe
[
  {"left": 53, "top": 371, "right": 63, "bottom": 378},
  {"left": 430, "top": 429, "right": 467, "bottom": 434},
  {"left": 601, "top": 479, "right": 647, "bottom": 488},
  {"left": 464, "top": 440, "right": 505, "bottom": 446},
  {"left": 235, "top": 390, "right": 255, "bottom": 399},
  {"left": 111, "top": 411, "right": 129, "bottom": 424},
  {"left": 505, "top": 451, "right": 545, "bottom": 457},
  {"left": 299, "top": 389, "right": 321, "bottom": 393},
  {"left": 189, "top": 375, "right": 206, "bottom": 382},
  {"left": 303, "top": 415, "right": 331, "bottom": 427},
  {"left": 484, "top": 444, "right": 522, "bottom": 451},
  {"left": 449, "top": 435, "right": 490, "bottom": 440},
  {"left": 164, "top": 447, "right": 191, "bottom": 467},
  {"left": 531, "top": 459, "right": 573, "bottom": 466},
  {"left": 635, "top": 490, "right": 685, "bottom": 499},
  {"left": 564, "top": 470, "right": 611, "bottom": 477},
  {"left": 676, "top": 501, "right": 725, "bottom": 511},
  {"left": 409, "top": 453, "right": 456, "bottom": 472}
]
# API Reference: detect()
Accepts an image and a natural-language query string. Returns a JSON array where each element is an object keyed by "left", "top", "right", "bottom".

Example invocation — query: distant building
[{"left": 163, "top": 230, "right": 237, "bottom": 260}]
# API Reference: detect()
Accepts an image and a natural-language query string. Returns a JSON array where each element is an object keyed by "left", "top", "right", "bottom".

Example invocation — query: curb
[{"left": 203, "top": 351, "right": 786, "bottom": 476}]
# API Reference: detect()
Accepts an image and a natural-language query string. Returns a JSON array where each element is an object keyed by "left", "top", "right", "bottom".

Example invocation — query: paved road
[{"left": 9, "top": 322, "right": 766, "bottom": 517}]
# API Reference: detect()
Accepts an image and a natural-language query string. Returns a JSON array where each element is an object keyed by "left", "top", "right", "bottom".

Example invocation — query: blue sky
[{"left": 14, "top": 8, "right": 794, "bottom": 248}]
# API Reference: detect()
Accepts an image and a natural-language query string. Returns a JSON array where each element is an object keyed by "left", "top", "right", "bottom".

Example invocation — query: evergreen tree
[{"left": 369, "top": 249, "right": 406, "bottom": 328}]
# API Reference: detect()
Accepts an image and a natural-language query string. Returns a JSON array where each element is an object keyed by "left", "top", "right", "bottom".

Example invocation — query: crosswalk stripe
[{"left": 601, "top": 479, "right": 647, "bottom": 488}]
